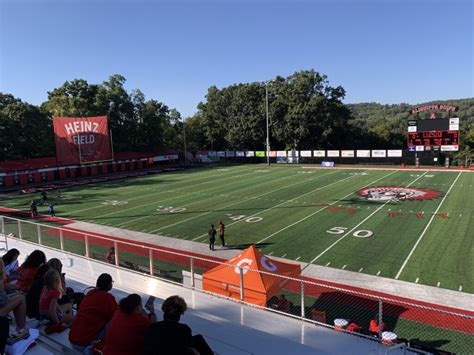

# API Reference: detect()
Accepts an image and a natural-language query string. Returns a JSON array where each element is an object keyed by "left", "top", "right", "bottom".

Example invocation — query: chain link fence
[{"left": 1, "top": 215, "right": 472, "bottom": 354}]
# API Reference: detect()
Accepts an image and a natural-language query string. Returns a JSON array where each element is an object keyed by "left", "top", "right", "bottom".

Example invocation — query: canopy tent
[{"left": 202, "top": 245, "right": 301, "bottom": 306}]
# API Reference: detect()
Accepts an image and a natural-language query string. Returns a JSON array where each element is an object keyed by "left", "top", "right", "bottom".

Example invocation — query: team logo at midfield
[{"left": 358, "top": 186, "right": 440, "bottom": 202}]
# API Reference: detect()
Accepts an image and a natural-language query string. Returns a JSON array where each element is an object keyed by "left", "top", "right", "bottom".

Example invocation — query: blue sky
[{"left": 1, "top": 0, "right": 472, "bottom": 117}]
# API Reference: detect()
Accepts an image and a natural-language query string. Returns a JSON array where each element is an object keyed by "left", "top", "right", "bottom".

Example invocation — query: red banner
[{"left": 53, "top": 116, "right": 113, "bottom": 165}]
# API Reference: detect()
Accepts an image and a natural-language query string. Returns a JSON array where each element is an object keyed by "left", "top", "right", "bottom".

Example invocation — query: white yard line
[
  {"left": 191, "top": 171, "right": 358, "bottom": 241},
  {"left": 69, "top": 167, "right": 250, "bottom": 215},
  {"left": 395, "top": 171, "right": 463, "bottom": 280},
  {"left": 116, "top": 168, "right": 310, "bottom": 228},
  {"left": 254, "top": 170, "right": 398, "bottom": 246},
  {"left": 151, "top": 170, "right": 342, "bottom": 233},
  {"left": 306, "top": 171, "right": 428, "bottom": 266}
]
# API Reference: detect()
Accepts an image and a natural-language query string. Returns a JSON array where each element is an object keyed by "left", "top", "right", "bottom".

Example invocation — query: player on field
[
  {"left": 48, "top": 202, "right": 56, "bottom": 218},
  {"left": 30, "top": 201, "right": 38, "bottom": 218}
]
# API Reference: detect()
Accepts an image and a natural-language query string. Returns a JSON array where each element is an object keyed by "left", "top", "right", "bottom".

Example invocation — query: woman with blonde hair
[{"left": 39, "top": 269, "right": 74, "bottom": 326}]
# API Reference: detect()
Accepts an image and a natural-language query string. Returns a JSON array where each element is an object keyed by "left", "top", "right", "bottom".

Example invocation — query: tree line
[{"left": 0, "top": 71, "right": 472, "bottom": 163}]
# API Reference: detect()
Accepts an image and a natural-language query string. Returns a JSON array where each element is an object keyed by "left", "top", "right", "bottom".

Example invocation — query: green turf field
[{"left": 1, "top": 165, "right": 473, "bottom": 293}]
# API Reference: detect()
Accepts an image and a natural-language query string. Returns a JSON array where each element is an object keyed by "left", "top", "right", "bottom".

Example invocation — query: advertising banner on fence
[
  {"left": 236, "top": 151, "right": 245, "bottom": 157},
  {"left": 372, "top": 150, "right": 386, "bottom": 158},
  {"left": 327, "top": 150, "right": 340, "bottom": 157},
  {"left": 255, "top": 151, "right": 265, "bottom": 157},
  {"left": 387, "top": 150, "right": 403, "bottom": 157},
  {"left": 341, "top": 150, "right": 354, "bottom": 158},
  {"left": 246, "top": 151, "right": 255, "bottom": 157},
  {"left": 356, "top": 150, "right": 371, "bottom": 158},
  {"left": 53, "top": 116, "right": 113, "bottom": 165},
  {"left": 277, "top": 151, "right": 287, "bottom": 157},
  {"left": 217, "top": 151, "right": 226, "bottom": 157},
  {"left": 313, "top": 150, "right": 325, "bottom": 157},
  {"left": 269, "top": 151, "right": 277, "bottom": 157},
  {"left": 226, "top": 151, "right": 235, "bottom": 157},
  {"left": 300, "top": 150, "right": 312, "bottom": 157}
]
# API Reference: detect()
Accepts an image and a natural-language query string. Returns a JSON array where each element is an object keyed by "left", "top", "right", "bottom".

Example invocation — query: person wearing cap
[{"left": 69, "top": 273, "right": 118, "bottom": 353}]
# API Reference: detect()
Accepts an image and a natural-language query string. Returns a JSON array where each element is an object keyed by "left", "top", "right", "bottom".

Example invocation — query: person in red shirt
[
  {"left": 39, "top": 269, "right": 74, "bottom": 326},
  {"left": 369, "top": 317, "right": 388, "bottom": 335},
  {"left": 15, "top": 250, "right": 46, "bottom": 293},
  {"left": 346, "top": 320, "right": 362, "bottom": 333},
  {"left": 105, "top": 247, "right": 115, "bottom": 265},
  {"left": 103, "top": 293, "right": 156, "bottom": 355},
  {"left": 69, "top": 274, "right": 117, "bottom": 353}
]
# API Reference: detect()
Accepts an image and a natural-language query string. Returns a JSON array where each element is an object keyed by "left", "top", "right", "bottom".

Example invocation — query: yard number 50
[{"left": 326, "top": 227, "right": 373, "bottom": 238}]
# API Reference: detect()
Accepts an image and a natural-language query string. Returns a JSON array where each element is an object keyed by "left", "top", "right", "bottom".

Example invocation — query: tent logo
[
  {"left": 234, "top": 256, "right": 278, "bottom": 274},
  {"left": 358, "top": 186, "right": 440, "bottom": 202}
]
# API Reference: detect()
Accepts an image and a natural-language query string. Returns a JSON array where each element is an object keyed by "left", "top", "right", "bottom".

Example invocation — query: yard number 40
[{"left": 326, "top": 227, "right": 373, "bottom": 238}]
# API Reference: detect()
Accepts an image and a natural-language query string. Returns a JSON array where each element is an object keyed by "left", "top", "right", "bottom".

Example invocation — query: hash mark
[
  {"left": 459, "top": 285, "right": 463, "bottom": 292},
  {"left": 281, "top": 254, "right": 287, "bottom": 258},
  {"left": 295, "top": 256, "right": 301, "bottom": 261},
  {"left": 268, "top": 251, "right": 274, "bottom": 256},
  {"left": 342, "top": 265, "right": 347, "bottom": 270},
  {"left": 325, "top": 262, "right": 331, "bottom": 267},
  {"left": 415, "top": 278, "right": 419, "bottom": 283},
  {"left": 376, "top": 271, "right": 381, "bottom": 276},
  {"left": 358, "top": 268, "right": 363, "bottom": 273},
  {"left": 436, "top": 282, "right": 441, "bottom": 287}
]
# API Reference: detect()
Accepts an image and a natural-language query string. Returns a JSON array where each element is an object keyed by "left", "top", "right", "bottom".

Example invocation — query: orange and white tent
[{"left": 202, "top": 245, "right": 301, "bottom": 306}]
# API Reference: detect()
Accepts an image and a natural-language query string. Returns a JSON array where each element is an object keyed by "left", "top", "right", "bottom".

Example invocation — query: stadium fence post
[
  {"left": 300, "top": 281, "right": 305, "bottom": 319},
  {"left": 148, "top": 249, "right": 154, "bottom": 276},
  {"left": 85, "top": 235, "right": 90, "bottom": 258},
  {"left": 239, "top": 267, "right": 244, "bottom": 301},
  {"left": 17, "top": 220, "right": 22, "bottom": 239},
  {"left": 0, "top": 216, "right": 4, "bottom": 235},
  {"left": 190, "top": 258, "right": 195, "bottom": 288},
  {"left": 36, "top": 225, "right": 42, "bottom": 245},
  {"left": 59, "top": 229, "right": 64, "bottom": 250},
  {"left": 114, "top": 241, "right": 119, "bottom": 266},
  {"left": 378, "top": 299, "right": 383, "bottom": 341}
]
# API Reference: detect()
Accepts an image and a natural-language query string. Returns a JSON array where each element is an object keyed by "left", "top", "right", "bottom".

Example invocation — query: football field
[{"left": 2, "top": 165, "right": 473, "bottom": 293}]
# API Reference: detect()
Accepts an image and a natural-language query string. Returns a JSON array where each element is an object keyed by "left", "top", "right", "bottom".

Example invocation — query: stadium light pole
[{"left": 264, "top": 80, "right": 272, "bottom": 166}]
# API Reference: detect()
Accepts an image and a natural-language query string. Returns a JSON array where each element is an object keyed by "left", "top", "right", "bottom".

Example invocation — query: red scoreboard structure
[{"left": 407, "top": 105, "right": 460, "bottom": 152}]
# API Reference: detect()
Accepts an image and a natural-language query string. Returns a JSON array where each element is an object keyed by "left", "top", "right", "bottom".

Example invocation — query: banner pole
[
  {"left": 77, "top": 132, "right": 83, "bottom": 164},
  {"left": 110, "top": 129, "right": 115, "bottom": 161}
]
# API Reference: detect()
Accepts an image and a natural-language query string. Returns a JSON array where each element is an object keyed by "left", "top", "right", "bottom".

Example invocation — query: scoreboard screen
[{"left": 407, "top": 117, "right": 459, "bottom": 151}]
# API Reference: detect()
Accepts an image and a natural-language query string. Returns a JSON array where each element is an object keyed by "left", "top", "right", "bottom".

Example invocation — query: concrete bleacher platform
[{"left": 7, "top": 238, "right": 418, "bottom": 355}]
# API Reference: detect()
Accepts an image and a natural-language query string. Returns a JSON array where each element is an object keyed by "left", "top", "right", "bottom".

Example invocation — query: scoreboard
[{"left": 407, "top": 117, "right": 460, "bottom": 151}]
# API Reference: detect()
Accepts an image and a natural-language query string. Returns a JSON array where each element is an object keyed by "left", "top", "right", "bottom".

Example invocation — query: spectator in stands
[
  {"left": 346, "top": 320, "right": 362, "bottom": 333},
  {"left": 369, "top": 317, "right": 388, "bottom": 335},
  {"left": 105, "top": 247, "right": 115, "bottom": 264},
  {"left": 39, "top": 269, "right": 74, "bottom": 326},
  {"left": 0, "top": 259, "right": 29, "bottom": 342},
  {"left": 2, "top": 248, "right": 20, "bottom": 280},
  {"left": 144, "top": 295, "right": 214, "bottom": 355},
  {"left": 69, "top": 273, "right": 117, "bottom": 354},
  {"left": 47, "top": 258, "right": 83, "bottom": 309},
  {"left": 25, "top": 264, "right": 50, "bottom": 319},
  {"left": 16, "top": 250, "right": 47, "bottom": 293},
  {"left": 103, "top": 293, "right": 156, "bottom": 355}
]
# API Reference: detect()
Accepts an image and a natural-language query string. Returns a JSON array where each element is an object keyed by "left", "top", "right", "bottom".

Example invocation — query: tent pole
[{"left": 239, "top": 267, "right": 244, "bottom": 302}]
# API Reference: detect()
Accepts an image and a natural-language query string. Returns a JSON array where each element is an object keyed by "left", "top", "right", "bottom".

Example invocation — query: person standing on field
[
  {"left": 208, "top": 225, "right": 216, "bottom": 251},
  {"left": 218, "top": 221, "right": 225, "bottom": 247}
]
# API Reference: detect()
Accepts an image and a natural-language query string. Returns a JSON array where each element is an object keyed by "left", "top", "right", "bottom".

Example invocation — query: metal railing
[{"left": 1, "top": 215, "right": 472, "bottom": 354}]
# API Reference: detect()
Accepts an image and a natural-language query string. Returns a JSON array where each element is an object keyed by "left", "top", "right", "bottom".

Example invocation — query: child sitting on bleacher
[
  {"left": 39, "top": 269, "right": 74, "bottom": 327},
  {"left": 15, "top": 250, "right": 47, "bottom": 293},
  {"left": 0, "top": 259, "right": 29, "bottom": 343}
]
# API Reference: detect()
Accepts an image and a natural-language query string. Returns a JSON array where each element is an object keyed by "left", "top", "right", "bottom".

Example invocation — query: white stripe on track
[
  {"left": 306, "top": 171, "right": 428, "bottom": 266},
  {"left": 192, "top": 171, "right": 359, "bottom": 241},
  {"left": 153, "top": 169, "right": 342, "bottom": 233},
  {"left": 395, "top": 171, "right": 463, "bottom": 279},
  {"left": 255, "top": 170, "right": 398, "bottom": 246}
]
